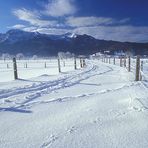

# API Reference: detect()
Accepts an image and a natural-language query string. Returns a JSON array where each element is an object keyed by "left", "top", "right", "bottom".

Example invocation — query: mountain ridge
[{"left": 0, "top": 29, "right": 148, "bottom": 56}]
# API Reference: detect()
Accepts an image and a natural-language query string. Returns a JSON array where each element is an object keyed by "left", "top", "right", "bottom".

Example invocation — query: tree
[
  {"left": 58, "top": 52, "right": 65, "bottom": 59},
  {"left": 32, "top": 55, "right": 38, "bottom": 60},
  {"left": 16, "top": 53, "right": 24, "bottom": 60},
  {"left": 66, "top": 52, "right": 75, "bottom": 58},
  {"left": 1, "top": 53, "right": 10, "bottom": 61}
]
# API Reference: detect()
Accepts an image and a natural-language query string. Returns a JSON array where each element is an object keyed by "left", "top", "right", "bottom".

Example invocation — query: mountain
[
  {"left": 0, "top": 30, "right": 78, "bottom": 43},
  {"left": 0, "top": 29, "right": 40, "bottom": 43},
  {"left": 0, "top": 29, "right": 148, "bottom": 56}
]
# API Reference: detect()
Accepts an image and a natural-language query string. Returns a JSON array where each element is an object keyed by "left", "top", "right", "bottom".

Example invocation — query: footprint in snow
[
  {"left": 93, "top": 117, "right": 102, "bottom": 125},
  {"left": 67, "top": 126, "right": 76, "bottom": 134},
  {"left": 41, "top": 134, "right": 58, "bottom": 148},
  {"left": 109, "top": 109, "right": 126, "bottom": 117},
  {"left": 130, "top": 106, "right": 146, "bottom": 112},
  {"left": 4, "top": 99, "right": 12, "bottom": 103},
  {"left": 26, "top": 92, "right": 41, "bottom": 100}
]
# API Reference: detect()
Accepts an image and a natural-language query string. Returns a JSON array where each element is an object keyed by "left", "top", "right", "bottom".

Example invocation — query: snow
[
  {"left": 0, "top": 59, "right": 79, "bottom": 82},
  {"left": 0, "top": 58, "right": 148, "bottom": 148}
]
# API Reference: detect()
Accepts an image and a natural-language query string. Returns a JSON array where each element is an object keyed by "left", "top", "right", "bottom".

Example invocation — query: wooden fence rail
[
  {"left": 0, "top": 57, "right": 86, "bottom": 80},
  {"left": 100, "top": 55, "right": 144, "bottom": 81}
]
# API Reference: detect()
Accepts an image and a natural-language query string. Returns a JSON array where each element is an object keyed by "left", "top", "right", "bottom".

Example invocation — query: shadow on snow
[{"left": 0, "top": 107, "right": 32, "bottom": 113}]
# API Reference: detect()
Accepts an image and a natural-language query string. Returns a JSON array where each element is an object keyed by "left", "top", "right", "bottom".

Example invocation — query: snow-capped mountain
[
  {"left": 62, "top": 32, "right": 78, "bottom": 39},
  {"left": 0, "top": 29, "right": 148, "bottom": 56},
  {"left": 0, "top": 29, "right": 40, "bottom": 43},
  {"left": 0, "top": 29, "right": 78, "bottom": 43}
]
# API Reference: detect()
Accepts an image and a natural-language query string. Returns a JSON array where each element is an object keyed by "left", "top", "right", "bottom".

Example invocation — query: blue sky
[{"left": 0, "top": 0, "right": 148, "bottom": 42}]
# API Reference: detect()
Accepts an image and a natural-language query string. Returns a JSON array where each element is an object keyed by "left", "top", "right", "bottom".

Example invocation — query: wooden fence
[
  {"left": 3, "top": 57, "right": 86, "bottom": 80},
  {"left": 100, "top": 55, "right": 147, "bottom": 81}
]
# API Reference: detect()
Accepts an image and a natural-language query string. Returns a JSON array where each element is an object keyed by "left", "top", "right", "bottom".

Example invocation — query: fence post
[
  {"left": 13, "top": 57, "right": 18, "bottom": 80},
  {"left": 135, "top": 56, "right": 140, "bottom": 81},
  {"left": 124, "top": 56, "right": 126, "bottom": 67},
  {"left": 83, "top": 59, "right": 86, "bottom": 67},
  {"left": 141, "top": 61, "right": 143, "bottom": 71},
  {"left": 107, "top": 57, "right": 108, "bottom": 63},
  {"left": 128, "top": 56, "right": 131, "bottom": 72},
  {"left": 120, "top": 57, "right": 122, "bottom": 67},
  {"left": 24, "top": 63, "right": 27, "bottom": 68},
  {"left": 45, "top": 62, "right": 47, "bottom": 68},
  {"left": 74, "top": 57, "right": 77, "bottom": 70},
  {"left": 7, "top": 63, "right": 9, "bottom": 69},
  {"left": 80, "top": 58, "right": 83, "bottom": 68},
  {"left": 140, "top": 60, "right": 143, "bottom": 81},
  {"left": 58, "top": 58, "right": 61, "bottom": 73},
  {"left": 113, "top": 57, "right": 115, "bottom": 65},
  {"left": 109, "top": 57, "right": 110, "bottom": 64}
]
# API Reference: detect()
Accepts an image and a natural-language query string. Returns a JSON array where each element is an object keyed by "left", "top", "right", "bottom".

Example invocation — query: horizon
[{"left": 0, "top": 0, "right": 148, "bottom": 43}]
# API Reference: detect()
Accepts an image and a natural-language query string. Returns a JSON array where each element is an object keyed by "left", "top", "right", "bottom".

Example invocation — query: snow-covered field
[
  {"left": 0, "top": 58, "right": 148, "bottom": 148},
  {"left": 0, "top": 59, "right": 80, "bottom": 82}
]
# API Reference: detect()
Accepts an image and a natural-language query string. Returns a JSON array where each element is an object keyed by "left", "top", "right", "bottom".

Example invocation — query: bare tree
[
  {"left": 58, "top": 52, "right": 65, "bottom": 59},
  {"left": 16, "top": 53, "right": 24, "bottom": 60},
  {"left": 2, "top": 53, "right": 10, "bottom": 61},
  {"left": 32, "top": 55, "right": 38, "bottom": 60}
]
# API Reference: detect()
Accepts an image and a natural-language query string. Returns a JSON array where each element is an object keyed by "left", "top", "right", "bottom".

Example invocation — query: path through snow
[{"left": 0, "top": 60, "right": 148, "bottom": 148}]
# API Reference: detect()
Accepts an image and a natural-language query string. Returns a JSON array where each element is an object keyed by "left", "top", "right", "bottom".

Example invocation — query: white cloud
[
  {"left": 119, "top": 18, "right": 130, "bottom": 24},
  {"left": 34, "top": 27, "right": 71, "bottom": 35},
  {"left": 8, "top": 24, "right": 26, "bottom": 29},
  {"left": 20, "top": 25, "right": 148, "bottom": 42},
  {"left": 66, "top": 16, "right": 130, "bottom": 27},
  {"left": 73, "top": 26, "right": 148, "bottom": 42},
  {"left": 23, "top": 26, "right": 38, "bottom": 32},
  {"left": 13, "top": 8, "right": 57, "bottom": 27},
  {"left": 44, "top": 0, "right": 76, "bottom": 17}
]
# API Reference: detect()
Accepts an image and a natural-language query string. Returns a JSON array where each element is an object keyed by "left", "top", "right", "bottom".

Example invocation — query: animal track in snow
[
  {"left": 67, "top": 126, "right": 77, "bottom": 134},
  {"left": 109, "top": 109, "right": 126, "bottom": 118},
  {"left": 41, "top": 134, "right": 58, "bottom": 148},
  {"left": 93, "top": 117, "right": 102, "bottom": 125}
]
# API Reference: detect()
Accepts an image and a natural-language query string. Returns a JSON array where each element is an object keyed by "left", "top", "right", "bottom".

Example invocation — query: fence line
[
  {"left": 0, "top": 57, "right": 86, "bottom": 80},
  {"left": 99, "top": 55, "right": 148, "bottom": 82}
]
